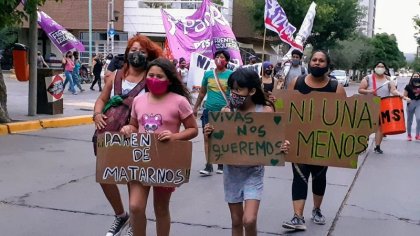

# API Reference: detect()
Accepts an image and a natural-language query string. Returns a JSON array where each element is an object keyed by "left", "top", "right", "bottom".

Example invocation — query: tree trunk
[{"left": 0, "top": 70, "right": 11, "bottom": 123}]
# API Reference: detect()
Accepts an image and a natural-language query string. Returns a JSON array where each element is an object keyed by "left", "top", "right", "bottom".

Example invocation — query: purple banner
[
  {"left": 37, "top": 11, "right": 85, "bottom": 53},
  {"left": 161, "top": 0, "right": 242, "bottom": 65}
]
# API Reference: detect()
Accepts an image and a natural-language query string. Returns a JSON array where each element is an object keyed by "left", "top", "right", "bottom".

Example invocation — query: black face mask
[
  {"left": 128, "top": 51, "right": 147, "bottom": 69},
  {"left": 309, "top": 65, "right": 329, "bottom": 77},
  {"left": 265, "top": 70, "right": 273, "bottom": 76},
  {"left": 413, "top": 78, "right": 420, "bottom": 87}
]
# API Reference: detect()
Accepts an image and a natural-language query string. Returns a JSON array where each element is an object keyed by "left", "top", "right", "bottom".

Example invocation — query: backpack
[{"left": 92, "top": 70, "right": 146, "bottom": 149}]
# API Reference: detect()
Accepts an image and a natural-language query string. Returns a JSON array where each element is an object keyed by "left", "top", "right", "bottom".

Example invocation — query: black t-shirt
[
  {"left": 107, "top": 54, "right": 125, "bottom": 72},
  {"left": 404, "top": 84, "right": 420, "bottom": 101},
  {"left": 294, "top": 75, "right": 338, "bottom": 94},
  {"left": 93, "top": 58, "right": 103, "bottom": 75}
]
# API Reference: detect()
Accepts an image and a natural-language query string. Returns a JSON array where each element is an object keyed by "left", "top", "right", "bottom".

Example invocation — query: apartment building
[{"left": 358, "top": 0, "right": 376, "bottom": 38}]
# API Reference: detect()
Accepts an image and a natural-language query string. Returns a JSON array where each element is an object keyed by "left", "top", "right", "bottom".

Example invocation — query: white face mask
[{"left": 374, "top": 67, "right": 385, "bottom": 75}]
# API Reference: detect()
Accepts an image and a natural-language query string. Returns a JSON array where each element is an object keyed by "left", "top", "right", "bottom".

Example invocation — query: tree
[
  {"left": 246, "top": 0, "right": 363, "bottom": 50},
  {"left": 329, "top": 34, "right": 375, "bottom": 78},
  {"left": 370, "top": 33, "right": 406, "bottom": 70},
  {"left": 0, "top": 0, "right": 57, "bottom": 123},
  {"left": 411, "top": 57, "right": 420, "bottom": 71},
  {"left": 413, "top": 15, "right": 420, "bottom": 46}
]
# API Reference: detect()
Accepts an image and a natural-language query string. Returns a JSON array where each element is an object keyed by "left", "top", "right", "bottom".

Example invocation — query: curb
[
  {"left": 40, "top": 115, "right": 93, "bottom": 128},
  {"left": 0, "top": 125, "right": 8, "bottom": 135},
  {"left": 7, "top": 120, "right": 42, "bottom": 134},
  {"left": 0, "top": 115, "right": 93, "bottom": 135}
]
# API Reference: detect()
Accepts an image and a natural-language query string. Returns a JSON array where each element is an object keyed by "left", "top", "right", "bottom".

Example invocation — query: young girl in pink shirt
[{"left": 121, "top": 58, "right": 198, "bottom": 236}]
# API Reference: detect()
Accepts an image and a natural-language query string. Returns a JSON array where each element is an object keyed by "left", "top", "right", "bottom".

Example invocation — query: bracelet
[{"left": 92, "top": 112, "right": 102, "bottom": 120}]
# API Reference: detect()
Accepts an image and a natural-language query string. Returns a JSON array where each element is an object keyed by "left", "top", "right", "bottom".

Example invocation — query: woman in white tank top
[{"left": 358, "top": 61, "right": 403, "bottom": 154}]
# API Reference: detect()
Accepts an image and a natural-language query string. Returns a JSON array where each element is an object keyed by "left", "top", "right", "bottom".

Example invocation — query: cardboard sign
[
  {"left": 45, "top": 74, "right": 64, "bottom": 102},
  {"left": 96, "top": 132, "right": 192, "bottom": 187},
  {"left": 208, "top": 112, "right": 286, "bottom": 166},
  {"left": 272, "top": 90, "right": 380, "bottom": 168}
]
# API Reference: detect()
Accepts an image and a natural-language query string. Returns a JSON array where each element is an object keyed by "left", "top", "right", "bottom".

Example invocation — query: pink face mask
[
  {"left": 215, "top": 58, "right": 227, "bottom": 69},
  {"left": 146, "top": 77, "right": 169, "bottom": 95}
]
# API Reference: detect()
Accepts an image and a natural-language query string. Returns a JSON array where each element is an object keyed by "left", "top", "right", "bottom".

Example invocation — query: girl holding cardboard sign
[
  {"left": 120, "top": 58, "right": 198, "bottom": 236},
  {"left": 204, "top": 68, "right": 290, "bottom": 236},
  {"left": 92, "top": 35, "right": 162, "bottom": 236}
]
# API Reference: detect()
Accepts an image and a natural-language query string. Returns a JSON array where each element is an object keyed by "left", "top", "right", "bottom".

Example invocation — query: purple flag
[
  {"left": 161, "top": 0, "right": 242, "bottom": 65},
  {"left": 264, "top": 0, "right": 303, "bottom": 50},
  {"left": 37, "top": 11, "right": 85, "bottom": 53}
]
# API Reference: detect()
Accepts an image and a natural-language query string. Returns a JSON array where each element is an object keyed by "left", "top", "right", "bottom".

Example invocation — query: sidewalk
[{"left": 1, "top": 71, "right": 99, "bottom": 134}]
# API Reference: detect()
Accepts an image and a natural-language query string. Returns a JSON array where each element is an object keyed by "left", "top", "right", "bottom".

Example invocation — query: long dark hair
[
  {"left": 227, "top": 68, "right": 274, "bottom": 109},
  {"left": 372, "top": 61, "right": 391, "bottom": 76},
  {"left": 146, "top": 58, "right": 191, "bottom": 103},
  {"left": 409, "top": 72, "right": 420, "bottom": 87}
]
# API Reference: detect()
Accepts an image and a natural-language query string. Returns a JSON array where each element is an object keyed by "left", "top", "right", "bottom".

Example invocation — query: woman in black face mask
[
  {"left": 91, "top": 35, "right": 162, "bottom": 236},
  {"left": 261, "top": 61, "right": 277, "bottom": 93},
  {"left": 282, "top": 50, "right": 346, "bottom": 231}
]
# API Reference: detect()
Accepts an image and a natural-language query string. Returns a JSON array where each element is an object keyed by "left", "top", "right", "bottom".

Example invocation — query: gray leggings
[{"left": 407, "top": 100, "right": 420, "bottom": 136}]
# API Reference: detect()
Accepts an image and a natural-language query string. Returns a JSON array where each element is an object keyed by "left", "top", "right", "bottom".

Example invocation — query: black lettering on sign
[{"left": 197, "top": 54, "right": 211, "bottom": 70}]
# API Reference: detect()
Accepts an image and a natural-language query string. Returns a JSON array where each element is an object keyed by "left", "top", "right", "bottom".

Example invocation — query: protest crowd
[{"left": 25, "top": 0, "right": 417, "bottom": 236}]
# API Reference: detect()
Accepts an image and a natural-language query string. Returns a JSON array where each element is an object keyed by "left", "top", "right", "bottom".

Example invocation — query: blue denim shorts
[
  {"left": 223, "top": 165, "right": 264, "bottom": 203},
  {"left": 200, "top": 109, "right": 209, "bottom": 129}
]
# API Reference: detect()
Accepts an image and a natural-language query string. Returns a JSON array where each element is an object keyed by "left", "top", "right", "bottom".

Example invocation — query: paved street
[{"left": 0, "top": 74, "right": 419, "bottom": 235}]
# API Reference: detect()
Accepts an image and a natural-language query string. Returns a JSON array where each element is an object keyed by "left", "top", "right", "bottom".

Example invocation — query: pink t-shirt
[
  {"left": 64, "top": 58, "right": 75, "bottom": 72},
  {"left": 131, "top": 92, "right": 193, "bottom": 133}
]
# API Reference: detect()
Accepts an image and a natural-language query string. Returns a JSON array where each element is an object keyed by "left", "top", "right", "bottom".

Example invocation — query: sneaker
[
  {"left": 216, "top": 164, "right": 223, "bottom": 174},
  {"left": 199, "top": 164, "right": 213, "bottom": 176},
  {"left": 282, "top": 214, "right": 306, "bottom": 230},
  {"left": 407, "top": 135, "right": 412, "bottom": 141},
  {"left": 106, "top": 213, "right": 129, "bottom": 236},
  {"left": 311, "top": 208, "right": 326, "bottom": 225},
  {"left": 416, "top": 135, "right": 420, "bottom": 141},
  {"left": 124, "top": 225, "right": 132, "bottom": 236},
  {"left": 374, "top": 146, "right": 383, "bottom": 154},
  {"left": 90, "top": 87, "right": 95, "bottom": 91}
]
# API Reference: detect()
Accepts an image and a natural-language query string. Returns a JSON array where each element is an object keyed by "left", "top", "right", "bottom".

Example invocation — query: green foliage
[
  {"left": 0, "top": 28, "right": 18, "bottom": 50},
  {"left": 370, "top": 33, "right": 406, "bottom": 69},
  {"left": 414, "top": 15, "right": 420, "bottom": 46},
  {"left": 246, "top": 0, "right": 362, "bottom": 50},
  {"left": 411, "top": 57, "right": 420, "bottom": 72},
  {"left": 0, "top": 0, "right": 59, "bottom": 28},
  {"left": 329, "top": 34, "right": 374, "bottom": 72}
]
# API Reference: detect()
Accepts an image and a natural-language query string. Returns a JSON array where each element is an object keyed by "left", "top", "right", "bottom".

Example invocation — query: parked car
[{"left": 330, "top": 70, "right": 349, "bottom": 87}]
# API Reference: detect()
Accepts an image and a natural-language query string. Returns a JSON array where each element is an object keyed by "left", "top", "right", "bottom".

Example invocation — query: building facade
[{"left": 358, "top": 0, "right": 376, "bottom": 38}]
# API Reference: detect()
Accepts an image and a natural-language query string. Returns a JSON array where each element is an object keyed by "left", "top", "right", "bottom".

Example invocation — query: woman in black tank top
[
  {"left": 282, "top": 50, "right": 346, "bottom": 231},
  {"left": 261, "top": 61, "right": 277, "bottom": 92}
]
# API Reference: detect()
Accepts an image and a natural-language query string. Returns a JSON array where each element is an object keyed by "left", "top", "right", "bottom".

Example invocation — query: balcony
[{"left": 124, "top": 0, "right": 232, "bottom": 35}]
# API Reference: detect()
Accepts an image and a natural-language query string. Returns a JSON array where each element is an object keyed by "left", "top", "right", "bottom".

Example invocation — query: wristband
[{"left": 92, "top": 112, "right": 102, "bottom": 120}]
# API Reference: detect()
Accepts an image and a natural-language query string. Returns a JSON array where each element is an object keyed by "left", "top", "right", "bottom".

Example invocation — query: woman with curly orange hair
[{"left": 92, "top": 34, "right": 162, "bottom": 236}]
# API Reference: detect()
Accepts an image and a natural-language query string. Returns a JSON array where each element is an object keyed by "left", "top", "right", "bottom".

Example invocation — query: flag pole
[{"left": 262, "top": 27, "right": 267, "bottom": 62}]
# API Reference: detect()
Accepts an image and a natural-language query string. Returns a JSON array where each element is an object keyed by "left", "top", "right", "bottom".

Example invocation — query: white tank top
[{"left": 110, "top": 79, "right": 145, "bottom": 97}]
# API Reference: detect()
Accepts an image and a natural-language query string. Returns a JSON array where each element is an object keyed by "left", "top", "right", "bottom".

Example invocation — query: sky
[{"left": 375, "top": 0, "right": 419, "bottom": 54}]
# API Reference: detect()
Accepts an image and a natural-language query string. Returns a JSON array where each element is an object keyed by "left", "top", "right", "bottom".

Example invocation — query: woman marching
[
  {"left": 358, "top": 61, "right": 403, "bottom": 153},
  {"left": 282, "top": 50, "right": 346, "bottom": 231},
  {"left": 120, "top": 58, "right": 198, "bottom": 236},
  {"left": 204, "top": 68, "right": 290, "bottom": 236},
  {"left": 404, "top": 72, "right": 420, "bottom": 141},
  {"left": 92, "top": 35, "right": 162, "bottom": 236}
]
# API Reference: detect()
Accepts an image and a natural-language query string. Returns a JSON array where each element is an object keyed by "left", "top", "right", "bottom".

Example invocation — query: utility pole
[
  {"left": 89, "top": 0, "right": 93, "bottom": 66},
  {"left": 28, "top": 9, "right": 38, "bottom": 116},
  {"left": 107, "top": 0, "right": 115, "bottom": 55}
]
